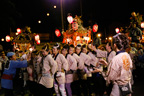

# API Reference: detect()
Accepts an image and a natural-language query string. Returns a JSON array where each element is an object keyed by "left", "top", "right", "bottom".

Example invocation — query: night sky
[{"left": 1, "top": 0, "right": 144, "bottom": 41}]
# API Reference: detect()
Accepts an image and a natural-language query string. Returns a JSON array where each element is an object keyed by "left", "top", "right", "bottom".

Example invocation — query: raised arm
[{"left": 11, "top": 60, "right": 27, "bottom": 68}]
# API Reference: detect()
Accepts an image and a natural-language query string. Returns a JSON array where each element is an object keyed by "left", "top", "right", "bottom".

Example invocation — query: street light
[
  {"left": 38, "top": 20, "right": 41, "bottom": 23},
  {"left": 54, "top": 5, "right": 56, "bottom": 8},
  {"left": 16, "top": 32, "right": 18, "bottom": 35},
  {"left": 97, "top": 33, "right": 101, "bottom": 38},
  {"left": 47, "top": 13, "right": 50, "bottom": 16},
  {"left": 1, "top": 38, "right": 4, "bottom": 41},
  {"left": 109, "top": 37, "right": 112, "bottom": 41}
]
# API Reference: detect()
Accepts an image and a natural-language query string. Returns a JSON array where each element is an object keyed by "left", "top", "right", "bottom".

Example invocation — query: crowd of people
[{"left": 0, "top": 33, "right": 144, "bottom": 96}]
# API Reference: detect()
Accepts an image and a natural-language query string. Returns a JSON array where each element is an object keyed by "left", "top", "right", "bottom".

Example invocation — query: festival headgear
[
  {"left": 7, "top": 52, "right": 15, "bottom": 57},
  {"left": 113, "top": 33, "right": 123, "bottom": 43},
  {"left": 42, "top": 43, "right": 50, "bottom": 51},
  {"left": 113, "top": 33, "right": 128, "bottom": 50},
  {"left": 53, "top": 43, "right": 60, "bottom": 49}
]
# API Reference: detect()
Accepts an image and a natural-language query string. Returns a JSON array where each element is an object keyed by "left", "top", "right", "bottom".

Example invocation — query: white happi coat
[
  {"left": 87, "top": 52, "right": 98, "bottom": 67},
  {"left": 96, "top": 49, "right": 116, "bottom": 64},
  {"left": 78, "top": 52, "right": 91, "bottom": 79},
  {"left": 107, "top": 52, "right": 133, "bottom": 96},
  {"left": 54, "top": 53, "right": 69, "bottom": 84},
  {"left": 39, "top": 54, "right": 57, "bottom": 88},
  {"left": 71, "top": 53, "right": 84, "bottom": 70},
  {"left": 65, "top": 54, "right": 77, "bottom": 83},
  {"left": 78, "top": 52, "right": 91, "bottom": 67}
]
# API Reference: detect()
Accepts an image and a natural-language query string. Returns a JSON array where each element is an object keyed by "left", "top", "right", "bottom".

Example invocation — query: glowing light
[
  {"left": 17, "top": 28, "right": 21, "bottom": 34},
  {"left": 5, "top": 35, "right": 10, "bottom": 42},
  {"left": 97, "top": 33, "right": 101, "bottom": 37},
  {"left": 67, "top": 16, "right": 73, "bottom": 24},
  {"left": 115, "top": 28, "right": 120, "bottom": 33},
  {"left": 84, "top": 37, "right": 90, "bottom": 41},
  {"left": 29, "top": 48, "right": 33, "bottom": 52},
  {"left": 109, "top": 37, "right": 112, "bottom": 40},
  {"left": 76, "top": 36, "right": 80, "bottom": 40},
  {"left": 141, "top": 22, "right": 144, "bottom": 28},
  {"left": 55, "top": 29, "right": 61, "bottom": 37},
  {"left": 16, "top": 32, "right": 18, "bottom": 35},
  {"left": 47, "top": 13, "right": 50, "bottom": 16},
  {"left": 38, "top": 20, "right": 41, "bottom": 23},
  {"left": 37, "top": 40, "right": 40, "bottom": 44},
  {"left": 35, "top": 35, "right": 40, "bottom": 41},
  {"left": 93, "top": 24, "right": 98, "bottom": 32},
  {"left": 54, "top": 5, "right": 56, "bottom": 8},
  {"left": 67, "top": 38, "right": 70, "bottom": 43},
  {"left": 1, "top": 38, "right": 4, "bottom": 41}
]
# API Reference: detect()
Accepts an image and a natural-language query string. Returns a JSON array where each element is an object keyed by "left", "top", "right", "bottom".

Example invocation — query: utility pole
[
  {"left": 80, "top": 0, "right": 82, "bottom": 17},
  {"left": 60, "top": 0, "right": 64, "bottom": 31}
]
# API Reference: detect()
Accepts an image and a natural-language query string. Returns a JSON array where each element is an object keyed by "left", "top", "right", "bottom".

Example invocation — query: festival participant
[
  {"left": 68, "top": 44, "right": 84, "bottom": 95},
  {"left": 20, "top": 50, "right": 27, "bottom": 60},
  {"left": 1, "top": 52, "right": 28, "bottom": 96},
  {"left": 38, "top": 43, "right": 57, "bottom": 96},
  {"left": 69, "top": 44, "right": 84, "bottom": 71},
  {"left": 52, "top": 43, "right": 68, "bottom": 96},
  {"left": 0, "top": 51, "right": 8, "bottom": 76},
  {"left": 82, "top": 44, "right": 99, "bottom": 95},
  {"left": 87, "top": 43, "right": 98, "bottom": 68},
  {"left": 75, "top": 44, "right": 91, "bottom": 96},
  {"left": 30, "top": 50, "right": 41, "bottom": 82},
  {"left": 61, "top": 44, "right": 77, "bottom": 96},
  {"left": 91, "top": 42, "right": 116, "bottom": 95},
  {"left": 99, "top": 33, "right": 133, "bottom": 96},
  {"left": 92, "top": 42, "right": 116, "bottom": 64}
]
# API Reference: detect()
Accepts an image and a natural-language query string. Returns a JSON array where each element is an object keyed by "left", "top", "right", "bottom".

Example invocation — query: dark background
[{"left": 0, "top": 0, "right": 144, "bottom": 41}]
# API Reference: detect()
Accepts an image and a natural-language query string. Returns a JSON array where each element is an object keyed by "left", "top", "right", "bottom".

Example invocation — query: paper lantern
[
  {"left": 84, "top": 37, "right": 90, "bottom": 41},
  {"left": 5, "top": 35, "right": 10, "bottom": 42},
  {"left": 141, "top": 22, "right": 144, "bottom": 28},
  {"left": 115, "top": 28, "right": 120, "bottom": 33},
  {"left": 37, "top": 40, "right": 40, "bottom": 44},
  {"left": 67, "top": 16, "right": 73, "bottom": 24},
  {"left": 76, "top": 36, "right": 80, "bottom": 40},
  {"left": 35, "top": 35, "right": 40, "bottom": 41},
  {"left": 55, "top": 29, "right": 61, "bottom": 37},
  {"left": 17, "top": 28, "right": 21, "bottom": 34},
  {"left": 93, "top": 24, "right": 98, "bottom": 32}
]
